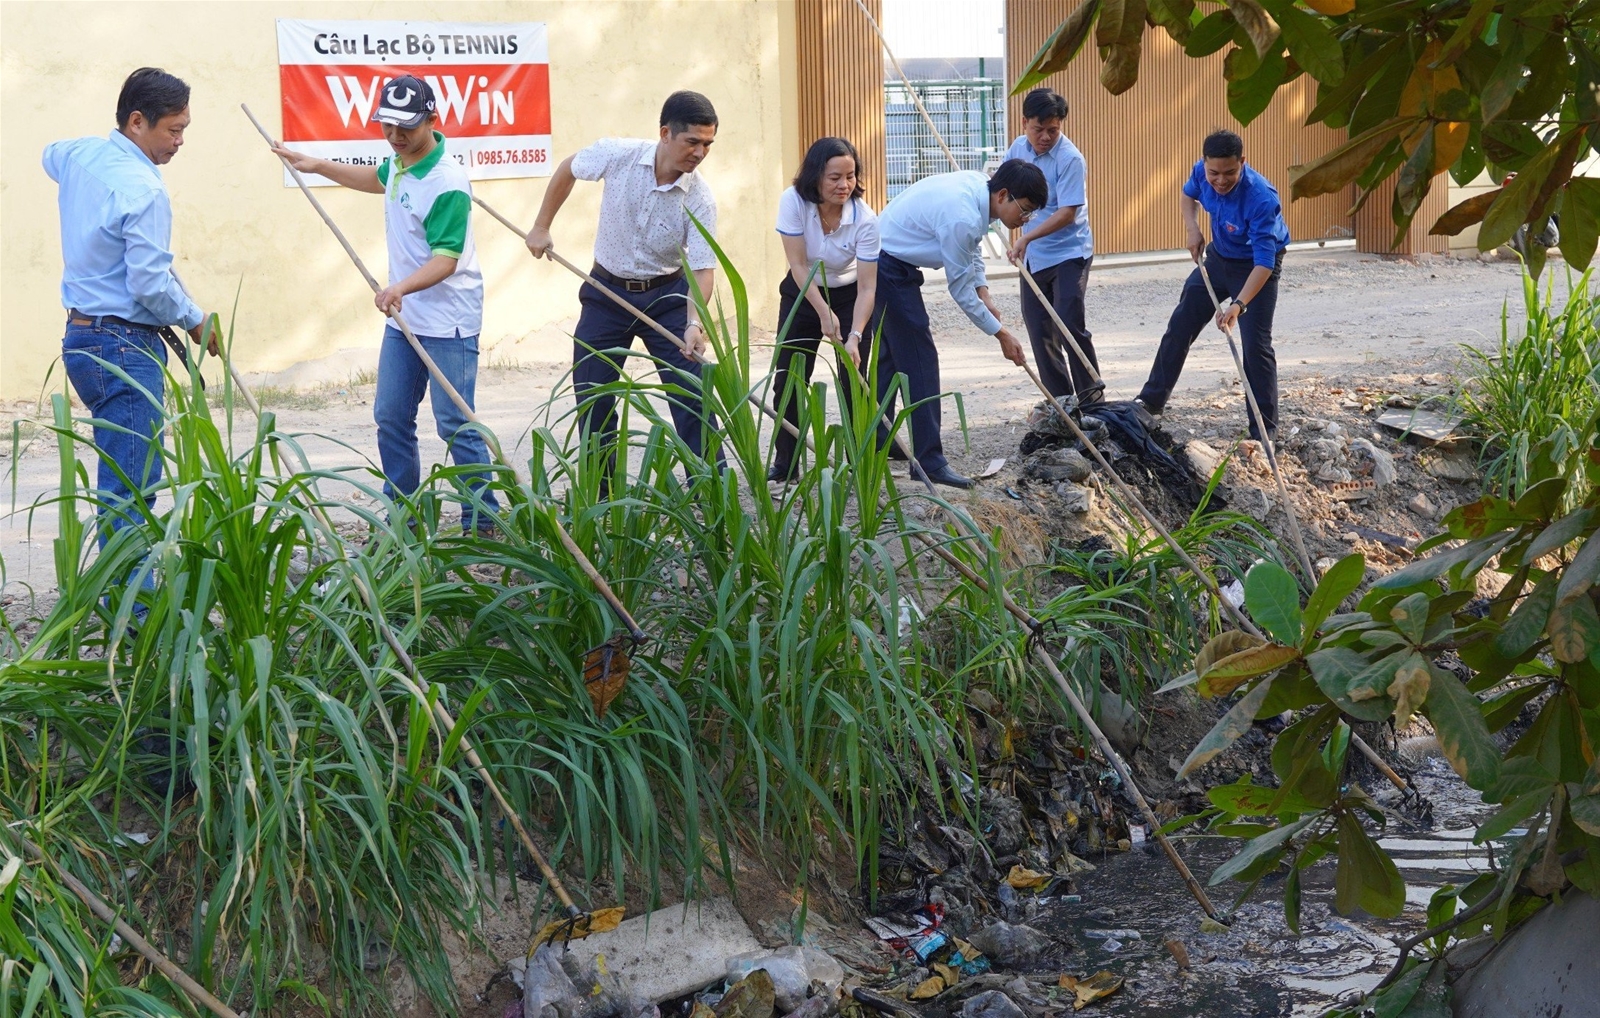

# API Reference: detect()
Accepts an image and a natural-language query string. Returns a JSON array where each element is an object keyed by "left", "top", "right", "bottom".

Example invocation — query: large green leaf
[
  {"left": 1559, "top": 178, "right": 1600, "bottom": 271},
  {"left": 1013, "top": 0, "right": 1102, "bottom": 94},
  {"left": 1334, "top": 812, "right": 1405, "bottom": 918},
  {"left": 1568, "top": 789, "right": 1600, "bottom": 836},
  {"left": 1176, "top": 676, "right": 1278, "bottom": 778},
  {"left": 1557, "top": 532, "right": 1600, "bottom": 606},
  {"left": 1422, "top": 667, "right": 1500, "bottom": 789},
  {"left": 1305, "top": 646, "right": 1402, "bottom": 721},
  {"left": 1246, "top": 560, "right": 1303, "bottom": 645},
  {"left": 1303, "top": 554, "right": 1366, "bottom": 643},
  {"left": 1210, "top": 814, "right": 1316, "bottom": 886},
  {"left": 1228, "top": 46, "right": 1290, "bottom": 125},
  {"left": 1526, "top": 507, "right": 1595, "bottom": 560},
  {"left": 1496, "top": 572, "right": 1557, "bottom": 657},
  {"left": 1479, "top": 140, "right": 1564, "bottom": 249},
  {"left": 1481, "top": 22, "right": 1541, "bottom": 123},
  {"left": 1146, "top": 0, "right": 1194, "bottom": 44},
  {"left": 1307, "top": 36, "right": 1405, "bottom": 126},
  {"left": 1185, "top": 9, "right": 1238, "bottom": 58},
  {"left": 1225, "top": 0, "right": 1278, "bottom": 60},
  {"left": 1273, "top": 1, "right": 1343, "bottom": 84},
  {"left": 1372, "top": 532, "right": 1510, "bottom": 590}
]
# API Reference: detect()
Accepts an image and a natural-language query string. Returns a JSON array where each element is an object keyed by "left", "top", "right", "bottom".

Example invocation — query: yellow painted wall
[{"left": 1, "top": 1, "right": 798, "bottom": 399}]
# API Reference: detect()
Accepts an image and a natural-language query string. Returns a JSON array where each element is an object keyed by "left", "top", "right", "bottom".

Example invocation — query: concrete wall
[{"left": 0, "top": 1, "right": 798, "bottom": 399}]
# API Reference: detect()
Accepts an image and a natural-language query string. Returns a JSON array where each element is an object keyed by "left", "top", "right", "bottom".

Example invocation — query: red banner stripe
[{"left": 279, "top": 63, "right": 550, "bottom": 140}]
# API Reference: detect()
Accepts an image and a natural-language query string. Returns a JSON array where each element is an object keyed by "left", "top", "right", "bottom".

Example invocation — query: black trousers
[
  {"left": 771, "top": 275, "right": 858, "bottom": 473},
  {"left": 867, "top": 253, "right": 949, "bottom": 472},
  {"left": 1019, "top": 256, "right": 1099, "bottom": 402},
  {"left": 1137, "top": 247, "right": 1282, "bottom": 438}
]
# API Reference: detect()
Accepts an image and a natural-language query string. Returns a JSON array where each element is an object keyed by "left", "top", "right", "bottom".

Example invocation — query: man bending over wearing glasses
[{"left": 870, "top": 159, "right": 1046, "bottom": 488}]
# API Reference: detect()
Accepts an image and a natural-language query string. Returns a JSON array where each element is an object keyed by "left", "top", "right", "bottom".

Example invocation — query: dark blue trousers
[
  {"left": 1137, "top": 247, "right": 1281, "bottom": 438},
  {"left": 572, "top": 276, "right": 714, "bottom": 471},
  {"left": 868, "top": 252, "right": 949, "bottom": 472}
]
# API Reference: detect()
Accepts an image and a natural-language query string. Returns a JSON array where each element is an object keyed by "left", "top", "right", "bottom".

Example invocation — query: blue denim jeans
[
  {"left": 373, "top": 325, "right": 499, "bottom": 532},
  {"left": 62, "top": 317, "right": 168, "bottom": 546}
]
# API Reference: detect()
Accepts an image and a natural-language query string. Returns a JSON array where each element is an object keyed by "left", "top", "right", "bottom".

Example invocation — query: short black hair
[
  {"left": 116, "top": 67, "right": 190, "bottom": 129},
  {"left": 1022, "top": 88, "right": 1068, "bottom": 122},
  {"left": 660, "top": 91, "right": 718, "bottom": 135},
  {"left": 793, "top": 137, "right": 864, "bottom": 204},
  {"left": 988, "top": 159, "right": 1049, "bottom": 209},
  {"left": 1202, "top": 129, "right": 1244, "bottom": 160}
]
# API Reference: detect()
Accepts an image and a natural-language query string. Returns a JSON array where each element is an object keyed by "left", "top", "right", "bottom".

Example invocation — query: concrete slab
[
  {"left": 1451, "top": 891, "right": 1600, "bottom": 1018},
  {"left": 556, "top": 897, "right": 762, "bottom": 1003}
]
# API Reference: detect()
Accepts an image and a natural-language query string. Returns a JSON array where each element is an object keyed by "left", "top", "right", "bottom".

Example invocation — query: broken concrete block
[
  {"left": 1423, "top": 450, "right": 1478, "bottom": 483},
  {"left": 960, "top": 990, "right": 1025, "bottom": 1018},
  {"left": 1408, "top": 492, "right": 1436, "bottom": 517},
  {"left": 1452, "top": 891, "right": 1600, "bottom": 1018},
  {"left": 560, "top": 898, "right": 762, "bottom": 1004},
  {"left": 1377, "top": 407, "right": 1462, "bottom": 444},
  {"left": 1183, "top": 439, "right": 1222, "bottom": 479}
]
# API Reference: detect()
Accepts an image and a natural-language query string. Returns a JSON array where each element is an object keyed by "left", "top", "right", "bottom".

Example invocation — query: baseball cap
[{"left": 371, "top": 74, "right": 436, "bottom": 128}]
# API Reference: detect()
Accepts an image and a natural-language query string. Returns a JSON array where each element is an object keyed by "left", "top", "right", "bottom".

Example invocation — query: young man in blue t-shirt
[
  {"left": 1136, "top": 130, "right": 1290, "bottom": 440},
  {"left": 1005, "top": 88, "right": 1099, "bottom": 406}
]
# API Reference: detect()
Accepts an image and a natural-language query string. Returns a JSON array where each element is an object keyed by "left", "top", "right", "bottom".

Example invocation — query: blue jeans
[
  {"left": 373, "top": 325, "right": 499, "bottom": 532},
  {"left": 62, "top": 317, "right": 168, "bottom": 546}
]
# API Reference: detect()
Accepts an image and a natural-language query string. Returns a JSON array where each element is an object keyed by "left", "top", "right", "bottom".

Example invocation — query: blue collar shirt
[
  {"left": 1005, "top": 134, "right": 1092, "bottom": 269},
  {"left": 42, "top": 130, "right": 203, "bottom": 330},
  {"left": 877, "top": 170, "right": 1001, "bottom": 335},
  {"left": 1182, "top": 160, "right": 1290, "bottom": 270}
]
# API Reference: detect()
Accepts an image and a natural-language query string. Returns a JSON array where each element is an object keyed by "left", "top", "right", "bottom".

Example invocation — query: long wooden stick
[{"left": 15, "top": 834, "right": 242, "bottom": 1018}]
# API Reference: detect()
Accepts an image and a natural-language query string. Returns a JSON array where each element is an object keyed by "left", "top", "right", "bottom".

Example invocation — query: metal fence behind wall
[{"left": 884, "top": 78, "right": 1007, "bottom": 198}]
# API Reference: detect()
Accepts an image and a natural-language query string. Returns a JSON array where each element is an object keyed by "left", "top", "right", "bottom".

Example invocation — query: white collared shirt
[
  {"left": 569, "top": 137, "right": 718, "bottom": 279},
  {"left": 878, "top": 170, "right": 999, "bottom": 335},
  {"left": 775, "top": 187, "right": 880, "bottom": 287}
]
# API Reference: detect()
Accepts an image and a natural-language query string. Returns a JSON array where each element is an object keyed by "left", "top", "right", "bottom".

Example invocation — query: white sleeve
[
  {"left": 775, "top": 188, "right": 805, "bottom": 236},
  {"left": 855, "top": 204, "right": 881, "bottom": 261},
  {"left": 570, "top": 138, "right": 626, "bottom": 181}
]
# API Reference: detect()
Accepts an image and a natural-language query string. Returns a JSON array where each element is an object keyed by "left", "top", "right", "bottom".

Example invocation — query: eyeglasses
[{"left": 1011, "top": 198, "right": 1038, "bottom": 221}]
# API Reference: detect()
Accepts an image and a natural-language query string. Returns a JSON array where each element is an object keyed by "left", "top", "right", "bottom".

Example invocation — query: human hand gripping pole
[{"left": 243, "top": 102, "right": 647, "bottom": 933}]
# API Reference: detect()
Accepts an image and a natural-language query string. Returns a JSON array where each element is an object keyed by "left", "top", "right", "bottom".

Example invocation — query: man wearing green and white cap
[{"left": 273, "top": 74, "right": 499, "bottom": 533}]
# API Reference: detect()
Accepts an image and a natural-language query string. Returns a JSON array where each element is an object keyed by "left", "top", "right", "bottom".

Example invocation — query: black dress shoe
[
  {"left": 767, "top": 463, "right": 795, "bottom": 484},
  {"left": 913, "top": 463, "right": 976, "bottom": 489}
]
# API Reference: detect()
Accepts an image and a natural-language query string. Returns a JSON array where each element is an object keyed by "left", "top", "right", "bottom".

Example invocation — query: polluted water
[{"left": 1011, "top": 757, "right": 1504, "bottom": 1015}]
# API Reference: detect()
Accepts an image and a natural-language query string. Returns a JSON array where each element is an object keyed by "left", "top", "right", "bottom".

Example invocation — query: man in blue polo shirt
[
  {"left": 44, "top": 67, "right": 215, "bottom": 547},
  {"left": 1006, "top": 88, "right": 1099, "bottom": 406},
  {"left": 1136, "top": 130, "right": 1290, "bottom": 440}
]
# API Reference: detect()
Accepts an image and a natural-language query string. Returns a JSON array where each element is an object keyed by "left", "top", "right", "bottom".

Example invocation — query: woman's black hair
[{"left": 793, "top": 137, "right": 865, "bottom": 204}]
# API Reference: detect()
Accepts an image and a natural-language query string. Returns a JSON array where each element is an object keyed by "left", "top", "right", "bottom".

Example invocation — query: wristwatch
[{"left": 847, "top": 330, "right": 863, "bottom": 341}]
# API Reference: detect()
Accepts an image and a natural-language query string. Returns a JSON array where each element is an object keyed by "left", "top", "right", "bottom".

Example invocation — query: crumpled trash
[
  {"left": 726, "top": 946, "right": 840, "bottom": 1012},
  {"left": 968, "top": 921, "right": 1051, "bottom": 968},
  {"left": 520, "top": 945, "right": 580, "bottom": 1018},
  {"left": 960, "top": 990, "right": 1026, "bottom": 1018},
  {"left": 714, "top": 970, "right": 775, "bottom": 1018},
  {"left": 1059, "top": 971, "right": 1123, "bottom": 1010},
  {"left": 1081, "top": 929, "right": 1141, "bottom": 941},
  {"left": 865, "top": 905, "right": 947, "bottom": 963}
]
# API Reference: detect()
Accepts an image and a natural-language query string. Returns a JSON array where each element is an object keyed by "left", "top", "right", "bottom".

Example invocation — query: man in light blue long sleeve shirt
[
  {"left": 44, "top": 67, "right": 213, "bottom": 548},
  {"left": 871, "top": 160, "right": 1046, "bottom": 488}
]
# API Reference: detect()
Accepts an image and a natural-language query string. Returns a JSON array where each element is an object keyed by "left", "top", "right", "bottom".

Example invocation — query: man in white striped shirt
[{"left": 525, "top": 91, "right": 720, "bottom": 491}]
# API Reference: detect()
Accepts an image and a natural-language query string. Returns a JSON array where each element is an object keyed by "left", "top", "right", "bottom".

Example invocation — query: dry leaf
[
  {"left": 1072, "top": 970, "right": 1124, "bottom": 1009},
  {"left": 1164, "top": 937, "right": 1191, "bottom": 969},
  {"left": 932, "top": 962, "right": 960, "bottom": 987},
  {"left": 531, "top": 905, "right": 627, "bottom": 948},
  {"left": 911, "top": 976, "right": 945, "bottom": 1000},
  {"left": 1058, "top": 974, "right": 1080, "bottom": 989},
  {"left": 1006, "top": 864, "right": 1053, "bottom": 890},
  {"left": 1387, "top": 661, "right": 1431, "bottom": 728}
]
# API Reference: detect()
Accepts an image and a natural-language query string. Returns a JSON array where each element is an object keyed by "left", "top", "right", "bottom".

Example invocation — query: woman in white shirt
[{"left": 770, "top": 137, "right": 880, "bottom": 483}]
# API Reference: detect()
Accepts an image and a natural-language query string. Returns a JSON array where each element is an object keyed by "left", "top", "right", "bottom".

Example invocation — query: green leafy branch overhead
[{"left": 1015, "top": 1, "right": 1600, "bottom": 265}]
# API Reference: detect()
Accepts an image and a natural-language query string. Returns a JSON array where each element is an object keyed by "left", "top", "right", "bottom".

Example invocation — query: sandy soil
[{"left": 0, "top": 248, "right": 1531, "bottom": 601}]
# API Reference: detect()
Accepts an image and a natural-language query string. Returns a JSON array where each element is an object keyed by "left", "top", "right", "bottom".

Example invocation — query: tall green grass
[
  {"left": 1, "top": 237, "right": 1291, "bottom": 1014},
  {"left": 1457, "top": 268, "right": 1600, "bottom": 500}
]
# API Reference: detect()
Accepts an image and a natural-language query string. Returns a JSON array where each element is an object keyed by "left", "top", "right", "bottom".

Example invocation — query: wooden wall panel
[
  {"left": 1355, "top": 176, "right": 1451, "bottom": 255},
  {"left": 1004, "top": 2, "right": 1353, "bottom": 255},
  {"left": 796, "top": 0, "right": 889, "bottom": 212}
]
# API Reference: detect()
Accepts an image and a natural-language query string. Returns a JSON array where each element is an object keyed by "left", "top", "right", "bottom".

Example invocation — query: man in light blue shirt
[
  {"left": 44, "top": 67, "right": 213, "bottom": 547},
  {"left": 1005, "top": 88, "right": 1099, "bottom": 406},
  {"left": 872, "top": 160, "right": 1045, "bottom": 488}
]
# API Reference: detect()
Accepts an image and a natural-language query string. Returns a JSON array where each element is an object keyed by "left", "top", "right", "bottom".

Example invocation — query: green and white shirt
[{"left": 376, "top": 133, "right": 482, "bottom": 337}]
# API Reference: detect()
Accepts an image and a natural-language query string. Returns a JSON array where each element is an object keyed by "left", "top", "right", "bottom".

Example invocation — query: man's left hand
[
  {"left": 375, "top": 286, "right": 405, "bottom": 316},
  {"left": 1215, "top": 300, "right": 1242, "bottom": 331},
  {"left": 1006, "top": 237, "right": 1028, "bottom": 265}
]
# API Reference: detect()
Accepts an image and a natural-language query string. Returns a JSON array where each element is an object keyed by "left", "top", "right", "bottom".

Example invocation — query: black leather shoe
[
  {"left": 913, "top": 463, "right": 976, "bottom": 489},
  {"left": 767, "top": 463, "right": 795, "bottom": 484}
]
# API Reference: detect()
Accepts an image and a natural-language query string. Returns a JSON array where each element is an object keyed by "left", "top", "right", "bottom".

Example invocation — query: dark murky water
[{"left": 1018, "top": 759, "right": 1498, "bottom": 1016}]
